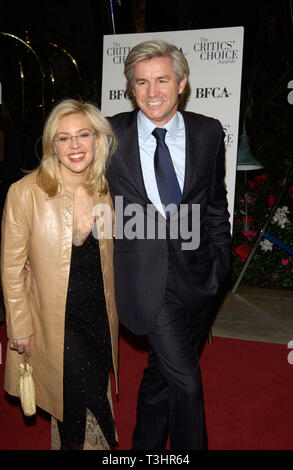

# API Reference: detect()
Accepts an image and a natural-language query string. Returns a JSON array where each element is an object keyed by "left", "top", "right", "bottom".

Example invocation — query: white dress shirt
[{"left": 137, "top": 110, "right": 186, "bottom": 216}]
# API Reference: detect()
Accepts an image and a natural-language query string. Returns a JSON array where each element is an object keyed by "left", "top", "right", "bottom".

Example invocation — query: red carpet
[{"left": 1, "top": 322, "right": 293, "bottom": 450}]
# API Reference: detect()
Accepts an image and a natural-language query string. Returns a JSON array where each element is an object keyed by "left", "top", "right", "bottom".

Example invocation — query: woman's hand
[
  {"left": 24, "top": 259, "right": 31, "bottom": 272},
  {"left": 8, "top": 336, "right": 32, "bottom": 356}
]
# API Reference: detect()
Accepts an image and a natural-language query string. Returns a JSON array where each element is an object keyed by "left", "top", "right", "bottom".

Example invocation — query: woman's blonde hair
[
  {"left": 124, "top": 40, "right": 190, "bottom": 92},
  {"left": 36, "top": 99, "right": 117, "bottom": 197}
]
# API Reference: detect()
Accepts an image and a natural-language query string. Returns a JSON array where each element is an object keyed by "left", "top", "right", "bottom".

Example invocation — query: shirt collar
[{"left": 137, "top": 110, "right": 181, "bottom": 143}]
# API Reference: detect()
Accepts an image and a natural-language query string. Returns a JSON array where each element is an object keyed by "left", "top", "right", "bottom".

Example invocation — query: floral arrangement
[{"left": 232, "top": 171, "right": 293, "bottom": 289}]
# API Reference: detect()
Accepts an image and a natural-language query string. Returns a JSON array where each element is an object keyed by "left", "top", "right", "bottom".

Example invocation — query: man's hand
[{"left": 8, "top": 336, "right": 32, "bottom": 356}]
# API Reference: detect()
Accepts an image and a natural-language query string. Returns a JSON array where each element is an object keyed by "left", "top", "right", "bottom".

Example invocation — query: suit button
[{"left": 162, "top": 252, "right": 168, "bottom": 258}]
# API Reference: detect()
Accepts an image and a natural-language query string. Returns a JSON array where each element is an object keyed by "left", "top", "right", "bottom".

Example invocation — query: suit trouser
[{"left": 132, "top": 265, "right": 208, "bottom": 450}]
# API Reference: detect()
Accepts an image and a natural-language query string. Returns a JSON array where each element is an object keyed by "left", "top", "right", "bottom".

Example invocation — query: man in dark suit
[{"left": 107, "top": 40, "right": 231, "bottom": 450}]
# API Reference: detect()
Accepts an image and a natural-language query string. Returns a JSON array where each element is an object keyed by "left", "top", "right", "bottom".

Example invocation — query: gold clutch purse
[{"left": 17, "top": 355, "right": 36, "bottom": 417}]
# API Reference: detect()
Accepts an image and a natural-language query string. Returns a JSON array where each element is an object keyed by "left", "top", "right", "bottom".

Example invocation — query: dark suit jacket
[{"left": 107, "top": 109, "right": 231, "bottom": 335}]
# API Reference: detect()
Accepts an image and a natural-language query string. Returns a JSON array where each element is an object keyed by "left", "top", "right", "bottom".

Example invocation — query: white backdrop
[{"left": 101, "top": 27, "right": 244, "bottom": 227}]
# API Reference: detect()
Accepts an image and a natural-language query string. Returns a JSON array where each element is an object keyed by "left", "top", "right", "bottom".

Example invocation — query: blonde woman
[{"left": 1, "top": 99, "right": 118, "bottom": 450}]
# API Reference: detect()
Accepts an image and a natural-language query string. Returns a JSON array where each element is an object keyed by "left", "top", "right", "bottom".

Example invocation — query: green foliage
[
  {"left": 232, "top": 170, "right": 293, "bottom": 289},
  {"left": 232, "top": 14, "right": 293, "bottom": 290}
]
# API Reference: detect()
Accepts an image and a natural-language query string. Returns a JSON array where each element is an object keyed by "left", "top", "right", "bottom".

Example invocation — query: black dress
[{"left": 57, "top": 231, "right": 116, "bottom": 450}]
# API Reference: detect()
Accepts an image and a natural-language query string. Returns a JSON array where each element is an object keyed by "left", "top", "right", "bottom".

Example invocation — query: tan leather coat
[{"left": 1, "top": 171, "right": 118, "bottom": 421}]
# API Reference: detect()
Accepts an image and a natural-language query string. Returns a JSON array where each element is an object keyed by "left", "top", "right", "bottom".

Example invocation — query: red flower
[
  {"left": 255, "top": 174, "right": 266, "bottom": 184},
  {"left": 268, "top": 195, "right": 276, "bottom": 207},
  {"left": 234, "top": 244, "right": 250, "bottom": 262},
  {"left": 248, "top": 180, "right": 255, "bottom": 189},
  {"left": 242, "top": 229, "right": 257, "bottom": 241},
  {"left": 242, "top": 215, "right": 254, "bottom": 225}
]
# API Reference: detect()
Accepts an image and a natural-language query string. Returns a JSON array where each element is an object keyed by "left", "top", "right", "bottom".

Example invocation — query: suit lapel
[
  {"left": 180, "top": 110, "right": 204, "bottom": 201},
  {"left": 116, "top": 109, "right": 150, "bottom": 202}
]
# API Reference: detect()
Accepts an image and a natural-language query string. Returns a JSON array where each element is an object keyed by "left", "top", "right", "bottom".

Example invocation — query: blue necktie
[{"left": 152, "top": 127, "right": 182, "bottom": 213}]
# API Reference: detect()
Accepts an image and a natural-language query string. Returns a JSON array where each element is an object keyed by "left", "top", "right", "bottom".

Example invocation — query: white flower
[
  {"left": 272, "top": 206, "right": 290, "bottom": 228},
  {"left": 260, "top": 239, "right": 274, "bottom": 252}
]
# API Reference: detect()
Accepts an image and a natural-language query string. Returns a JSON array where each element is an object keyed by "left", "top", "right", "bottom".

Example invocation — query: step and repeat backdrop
[{"left": 101, "top": 27, "right": 244, "bottom": 227}]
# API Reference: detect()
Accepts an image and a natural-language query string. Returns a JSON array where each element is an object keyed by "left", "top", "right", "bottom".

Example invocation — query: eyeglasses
[{"left": 53, "top": 131, "right": 96, "bottom": 145}]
